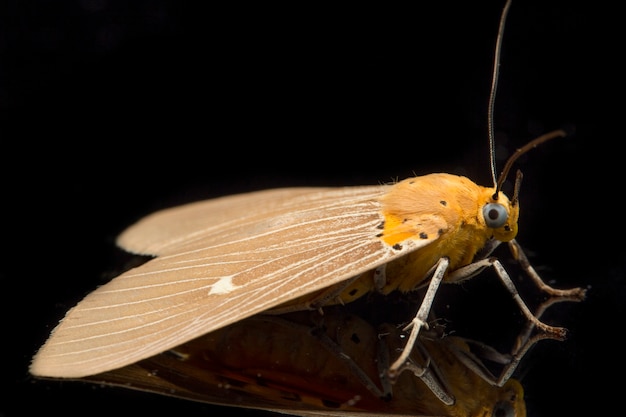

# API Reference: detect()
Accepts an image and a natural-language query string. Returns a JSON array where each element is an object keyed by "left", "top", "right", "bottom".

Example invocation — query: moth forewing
[{"left": 30, "top": 185, "right": 435, "bottom": 378}]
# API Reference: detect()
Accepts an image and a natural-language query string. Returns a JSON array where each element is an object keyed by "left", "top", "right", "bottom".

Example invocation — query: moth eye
[{"left": 483, "top": 203, "right": 508, "bottom": 228}]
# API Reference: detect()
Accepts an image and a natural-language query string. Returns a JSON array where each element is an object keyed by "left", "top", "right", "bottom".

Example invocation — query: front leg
[
  {"left": 447, "top": 293, "right": 583, "bottom": 387},
  {"left": 447, "top": 257, "right": 568, "bottom": 339},
  {"left": 388, "top": 257, "right": 449, "bottom": 379},
  {"left": 508, "top": 238, "right": 587, "bottom": 299}
]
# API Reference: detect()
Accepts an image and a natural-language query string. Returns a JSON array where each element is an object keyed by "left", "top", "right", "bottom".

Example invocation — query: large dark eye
[
  {"left": 491, "top": 400, "right": 516, "bottom": 417},
  {"left": 483, "top": 203, "right": 508, "bottom": 228}
]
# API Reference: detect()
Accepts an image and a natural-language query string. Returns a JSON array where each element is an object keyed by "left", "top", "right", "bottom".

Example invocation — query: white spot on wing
[{"left": 208, "top": 275, "right": 238, "bottom": 295}]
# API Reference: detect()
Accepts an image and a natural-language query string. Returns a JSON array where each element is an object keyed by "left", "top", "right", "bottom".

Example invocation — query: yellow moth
[
  {"left": 29, "top": 130, "right": 585, "bottom": 380},
  {"left": 78, "top": 307, "right": 527, "bottom": 417},
  {"left": 30, "top": 0, "right": 585, "bottom": 397}
]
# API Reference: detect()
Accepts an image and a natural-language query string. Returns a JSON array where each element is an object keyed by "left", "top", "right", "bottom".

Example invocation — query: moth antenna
[
  {"left": 493, "top": 129, "right": 567, "bottom": 200},
  {"left": 511, "top": 169, "right": 523, "bottom": 206},
  {"left": 488, "top": 0, "right": 513, "bottom": 190}
]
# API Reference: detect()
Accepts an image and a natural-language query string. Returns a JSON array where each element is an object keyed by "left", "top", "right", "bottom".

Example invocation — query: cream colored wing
[{"left": 31, "top": 186, "right": 435, "bottom": 378}]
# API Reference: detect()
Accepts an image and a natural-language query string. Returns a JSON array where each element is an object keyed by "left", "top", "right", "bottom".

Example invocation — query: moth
[
  {"left": 28, "top": 128, "right": 586, "bottom": 381},
  {"left": 30, "top": 0, "right": 585, "bottom": 398},
  {"left": 77, "top": 307, "right": 528, "bottom": 417}
]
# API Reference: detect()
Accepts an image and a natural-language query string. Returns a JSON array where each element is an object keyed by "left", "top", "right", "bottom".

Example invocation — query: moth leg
[
  {"left": 447, "top": 293, "right": 581, "bottom": 387},
  {"left": 388, "top": 257, "right": 449, "bottom": 378},
  {"left": 373, "top": 334, "right": 393, "bottom": 398},
  {"left": 312, "top": 329, "right": 390, "bottom": 399},
  {"left": 446, "top": 239, "right": 586, "bottom": 380},
  {"left": 497, "top": 294, "right": 586, "bottom": 384},
  {"left": 508, "top": 239, "right": 587, "bottom": 299},
  {"left": 447, "top": 257, "right": 569, "bottom": 340},
  {"left": 511, "top": 291, "right": 586, "bottom": 361},
  {"left": 312, "top": 316, "right": 454, "bottom": 404},
  {"left": 501, "top": 240, "right": 586, "bottom": 360},
  {"left": 384, "top": 332, "right": 456, "bottom": 406}
]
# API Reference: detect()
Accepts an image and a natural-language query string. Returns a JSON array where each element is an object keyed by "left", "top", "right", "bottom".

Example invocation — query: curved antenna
[
  {"left": 488, "top": 0, "right": 514, "bottom": 189},
  {"left": 493, "top": 129, "right": 567, "bottom": 200}
]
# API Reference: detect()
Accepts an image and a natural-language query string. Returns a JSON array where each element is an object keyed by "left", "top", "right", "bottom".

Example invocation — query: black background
[{"left": 2, "top": 1, "right": 621, "bottom": 416}]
